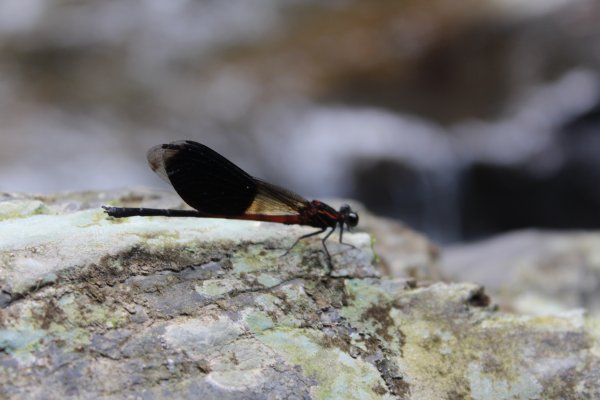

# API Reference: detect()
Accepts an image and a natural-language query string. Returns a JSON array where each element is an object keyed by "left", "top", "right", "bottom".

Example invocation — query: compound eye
[
  {"left": 346, "top": 212, "right": 359, "bottom": 227},
  {"left": 340, "top": 204, "right": 351, "bottom": 213}
]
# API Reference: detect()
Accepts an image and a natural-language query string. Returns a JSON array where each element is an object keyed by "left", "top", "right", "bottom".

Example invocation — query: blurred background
[{"left": 1, "top": 0, "right": 599, "bottom": 244}]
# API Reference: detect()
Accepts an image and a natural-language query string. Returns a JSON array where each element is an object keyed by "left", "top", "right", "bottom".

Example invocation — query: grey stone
[
  {"left": 442, "top": 229, "right": 600, "bottom": 317},
  {"left": 1, "top": 192, "right": 599, "bottom": 399}
]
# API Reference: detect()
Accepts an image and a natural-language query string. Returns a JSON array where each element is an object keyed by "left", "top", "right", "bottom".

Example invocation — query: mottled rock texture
[{"left": 1, "top": 191, "right": 599, "bottom": 399}]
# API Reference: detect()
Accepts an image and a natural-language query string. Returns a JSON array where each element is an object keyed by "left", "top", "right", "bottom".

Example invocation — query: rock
[
  {"left": 1, "top": 191, "right": 600, "bottom": 399},
  {"left": 441, "top": 230, "right": 600, "bottom": 317},
  {"left": 359, "top": 210, "right": 441, "bottom": 282}
]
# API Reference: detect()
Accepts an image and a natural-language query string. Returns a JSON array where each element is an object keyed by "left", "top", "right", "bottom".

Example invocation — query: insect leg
[
  {"left": 320, "top": 226, "right": 337, "bottom": 263},
  {"left": 338, "top": 223, "right": 357, "bottom": 249},
  {"left": 282, "top": 227, "right": 327, "bottom": 257}
]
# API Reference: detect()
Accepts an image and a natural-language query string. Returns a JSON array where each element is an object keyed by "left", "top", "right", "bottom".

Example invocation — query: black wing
[
  {"left": 147, "top": 140, "right": 257, "bottom": 215},
  {"left": 147, "top": 140, "right": 309, "bottom": 216}
]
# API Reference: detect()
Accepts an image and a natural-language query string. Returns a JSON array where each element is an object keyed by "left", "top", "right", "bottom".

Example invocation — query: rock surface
[
  {"left": 1, "top": 191, "right": 600, "bottom": 399},
  {"left": 442, "top": 230, "right": 600, "bottom": 317}
]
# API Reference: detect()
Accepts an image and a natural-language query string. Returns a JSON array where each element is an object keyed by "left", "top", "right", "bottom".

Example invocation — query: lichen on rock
[{"left": 1, "top": 190, "right": 599, "bottom": 399}]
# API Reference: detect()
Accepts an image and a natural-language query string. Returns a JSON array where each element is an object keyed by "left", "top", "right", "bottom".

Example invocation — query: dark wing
[{"left": 147, "top": 140, "right": 257, "bottom": 215}]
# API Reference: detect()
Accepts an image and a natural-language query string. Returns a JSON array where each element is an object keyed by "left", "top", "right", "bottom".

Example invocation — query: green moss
[
  {"left": 246, "top": 311, "right": 275, "bottom": 332},
  {"left": 586, "top": 317, "right": 600, "bottom": 355},
  {"left": 195, "top": 279, "right": 242, "bottom": 297},
  {"left": 340, "top": 279, "right": 400, "bottom": 346},
  {"left": 370, "top": 234, "right": 380, "bottom": 265},
  {"left": 0, "top": 328, "right": 45, "bottom": 355},
  {"left": 232, "top": 246, "right": 270, "bottom": 274},
  {"left": 135, "top": 230, "right": 181, "bottom": 241},
  {"left": 258, "top": 328, "right": 391, "bottom": 400},
  {"left": 467, "top": 362, "right": 542, "bottom": 400},
  {"left": 0, "top": 200, "right": 50, "bottom": 221},
  {"left": 76, "top": 210, "right": 110, "bottom": 227},
  {"left": 59, "top": 293, "right": 128, "bottom": 329},
  {"left": 256, "top": 273, "right": 281, "bottom": 288},
  {"left": 0, "top": 303, "right": 91, "bottom": 363}
]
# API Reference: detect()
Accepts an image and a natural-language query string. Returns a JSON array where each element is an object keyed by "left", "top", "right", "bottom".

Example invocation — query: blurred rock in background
[
  {"left": 1, "top": 0, "right": 599, "bottom": 243},
  {"left": 442, "top": 230, "right": 600, "bottom": 317}
]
